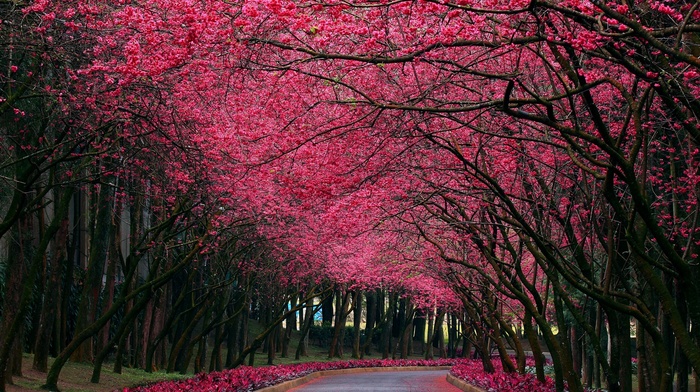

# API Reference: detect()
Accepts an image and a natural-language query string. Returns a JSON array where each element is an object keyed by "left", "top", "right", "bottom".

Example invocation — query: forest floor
[
  {"left": 6, "top": 354, "right": 187, "bottom": 392},
  {"left": 5, "top": 322, "right": 433, "bottom": 392}
]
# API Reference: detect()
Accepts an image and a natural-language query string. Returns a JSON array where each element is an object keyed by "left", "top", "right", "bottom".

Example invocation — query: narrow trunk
[
  {"left": 266, "top": 324, "right": 277, "bottom": 365},
  {"left": 381, "top": 293, "right": 396, "bottom": 359},
  {"left": 71, "top": 181, "right": 115, "bottom": 363},
  {"left": 33, "top": 214, "right": 69, "bottom": 372},
  {"left": 524, "top": 311, "right": 546, "bottom": 382},
  {"left": 1, "top": 186, "right": 73, "bottom": 390},
  {"left": 329, "top": 290, "right": 351, "bottom": 358},
  {"left": 400, "top": 302, "right": 414, "bottom": 359},
  {"left": 413, "top": 309, "right": 426, "bottom": 356},
  {"left": 361, "top": 291, "right": 377, "bottom": 358},
  {"left": 295, "top": 300, "right": 316, "bottom": 360},
  {"left": 425, "top": 310, "right": 434, "bottom": 360},
  {"left": 352, "top": 291, "right": 362, "bottom": 359}
]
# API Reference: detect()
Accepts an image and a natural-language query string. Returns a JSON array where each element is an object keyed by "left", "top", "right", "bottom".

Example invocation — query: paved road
[{"left": 287, "top": 370, "right": 461, "bottom": 392}]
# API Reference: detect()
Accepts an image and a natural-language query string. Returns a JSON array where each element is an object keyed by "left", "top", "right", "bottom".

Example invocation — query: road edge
[
  {"left": 446, "top": 372, "right": 487, "bottom": 392},
  {"left": 256, "top": 366, "right": 454, "bottom": 391}
]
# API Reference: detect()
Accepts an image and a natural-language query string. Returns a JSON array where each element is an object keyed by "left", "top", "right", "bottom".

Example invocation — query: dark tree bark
[
  {"left": 33, "top": 212, "right": 69, "bottom": 372},
  {"left": 295, "top": 300, "right": 317, "bottom": 360},
  {"left": 399, "top": 301, "right": 414, "bottom": 359},
  {"left": 71, "top": 180, "right": 115, "bottom": 363},
  {"left": 328, "top": 290, "right": 351, "bottom": 358},
  {"left": 361, "top": 290, "right": 377, "bottom": 358},
  {"left": 352, "top": 291, "right": 363, "bottom": 359},
  {"left": 321, "top": 292, "right": 334, "bottom": 326},
  {"left": 381, "top": 293, "right": 396, "bottom": 359},
  {"left": 0, "top": 184, "right": 73, "bottom": 390}
]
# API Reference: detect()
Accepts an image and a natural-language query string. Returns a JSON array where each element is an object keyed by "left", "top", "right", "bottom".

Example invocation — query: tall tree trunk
[
  {"left": 210, "top": 325, "right": 225, "bottom": 372},
  {"left": 447, "top": 313, "right": 456, "bottom": 359},
  {"left": 281, "top": 295, "right": 296, "bottom": 358},
  {"left": 414, "top": 309, "right": 426, "bottom": 356},
  {"left": 266, "top": 324, "right": 278, "bottom": 365},
  {"left": 92, "top": 279, "right": 158, "bottom": 382},
  {"left": 400, "top": 301, "right": 414, "bottom": 359},
  {"left": 146, "top": 272, "right": 191, "bottom": 373},
  {"left": 167, "top": 296, "right": 211, "bottom": 373},
  {"left": 381, "top": 293, "right": 396, "bottom": 359},
  {"left": 58, "top": 206, "right": 80, "bottom": 356},
  {"left": 329, "top": 290, "right": 351, "bottom": 358},
  {"left": 435, "top": 312, "right": 446, "bottom": 359},
  {"left": 95, "top": 240, "right": 117, "bottom": 358},
  {"left": 295, "top": 300, "right": 317, "bottom": 360},
  {"left": 225, "top": 313, "right": 241, "bottom": 368},
  {"left": 352, "top": 291, "right": 362, "bottom": 359},
  {"left": 0, "top": 222, "right": 24, "bottom": 389},
  {"left": 460, "top": 318, "right": 472, "bottom": 358},
  {"left": 33, "top": 212, "right": 69, "bottom": 372},
  {"left": 0, "top": 185, "right": 73, "bottom": 391},
  {"left": 321, "top": 291, "right": 334, "bottom": 326},
  {"left": 425, "top": 310, "right": 434, "bottom": 360},
  {"left": 524, "top": 311, "right": 546, "bottom": 382},
  {"left": 43, "top": 237, "right": 203, "bottom": 391},
  {"left": 238, "top": 302, "right": 250, "bottom": 357},
  {"left": 71, "top": 180, "right": 115, "bottom": 363},
  {"left": 392, "top": 297, "right": 406, "bottom": 359},
  {"left": 361, "top": 290, "right": 377, "bottom": 358}
]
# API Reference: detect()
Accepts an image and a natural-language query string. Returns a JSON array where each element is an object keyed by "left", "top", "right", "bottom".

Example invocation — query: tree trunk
[
  {"left": 329, "top": 290, "right": 351, "bottom": 358},
  {"left": 322, "top": 292, "right": 334, "bottom": 326},
  {"left": 281, "top": 295, "right": 295, "bottom": 358},
  {"left": 1, "top": 186, "right": 73, "bottom": 390},
  {"left": 524, "top": 311, "right": 546, "bottom": 382},
  {"left": 425, "top": 310, "right": 434, "bottom": 360},
  {"left": 266, "top": 324, "right": 278, "bottom": 365},
  {"left": 71, "top": 181, "right": 115, "bottom": 363},
  {"left": 352, "top": 291, "right": 362, "bottom": 359},
  {"left": 400, "top": 302, "right": 414, "bottom": 359},
  {"left": 361, "top": 290, "right": 377, "bottom": 358},
  {"left": 96, "top": 243, "right": 117, "bottom": 358},
  {"left": 225, "top": 313, "right": 241, "bottom": 368},
  {"left": 0, "top": 223, "right": 27, "bottom": 390},
  {"left": 295, "top": 300, "right": 316, "bottom": 360},
  {"left": 231, "top": 295, "right": 319, "bottom": 369},
  {"left": 43, "top": 239, "right": 203, "bottom": 391},
  {"left": 92, "top": 281, "right": 157, "bottom": 382},
  {"left": 33, "top": 215, "right": 69, "bottom": 372},
  {"left": 167, "top": 297, "right": 211, "bottom": 373},
  {"left": 436, "top": 312, "right": 446, "bottom": 358},
  {"left": 381, "top": 293, "right": 396, "bottom": 359}
]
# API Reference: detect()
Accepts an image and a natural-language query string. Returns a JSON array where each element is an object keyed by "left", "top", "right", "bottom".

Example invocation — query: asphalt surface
[{"left": 287, "top": 370, "right": 461, "bottom": 392}]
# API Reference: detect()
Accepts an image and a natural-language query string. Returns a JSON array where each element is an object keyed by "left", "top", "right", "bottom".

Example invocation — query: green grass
[{"left": 9, "top": 353, "right": 188, "bottom": 392}]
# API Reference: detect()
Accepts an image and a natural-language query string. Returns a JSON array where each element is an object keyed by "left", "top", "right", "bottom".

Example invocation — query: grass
[{"left": 7, "top": 354, "right": 188, "bottom": 392}]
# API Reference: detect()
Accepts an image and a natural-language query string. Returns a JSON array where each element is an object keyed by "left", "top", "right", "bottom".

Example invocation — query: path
[{"left": 287, "top": 370, "right": 461, "bottom": 392}]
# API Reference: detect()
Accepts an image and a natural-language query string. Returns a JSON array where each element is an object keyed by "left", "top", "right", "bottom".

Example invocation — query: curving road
[{"left": 287, "top": 370, "right": 461, "bottom": 392}]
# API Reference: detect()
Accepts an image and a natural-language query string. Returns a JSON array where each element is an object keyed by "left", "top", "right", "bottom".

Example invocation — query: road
[{"left": 287, "top": 369, "right": 461, "bottom": 392}]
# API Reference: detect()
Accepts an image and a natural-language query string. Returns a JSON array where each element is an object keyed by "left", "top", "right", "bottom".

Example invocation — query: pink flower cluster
[
  {"left": 450, "top": 360, "right": 557, "bottom": 392},
  {"left": 124, "top": 358, "right": 466, "bottom": 392}
]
